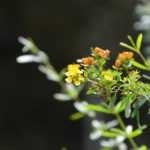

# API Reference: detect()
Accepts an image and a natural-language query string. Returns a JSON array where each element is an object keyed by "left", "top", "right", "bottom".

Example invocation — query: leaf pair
[
  {"left": 120, "top": 34, "right": 143, "bottom": 53},
  {"left": 120, "top": 33, "right": 150, "bottom": 70}
]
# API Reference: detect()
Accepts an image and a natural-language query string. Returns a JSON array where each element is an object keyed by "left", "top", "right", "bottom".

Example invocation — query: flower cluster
[
  {"left": 115, "top": 51, "right": 134, "bottom": 68},
  {"left": 65, "top": 64, "right": 84, "bottom": 86},
  {"left": 17, "top": 34, "right": 150, "bottom": 150},
  {"left": 65, "top": 47, "right": 113, "bottom": 86},
  {"left": 94, "top": 47, "right": 110, "bottom": 58},
  {"left": 82, "top": 57, "right": 97, "bottom": 65}
]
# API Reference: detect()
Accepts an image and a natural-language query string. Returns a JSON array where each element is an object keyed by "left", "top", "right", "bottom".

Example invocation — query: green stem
[
  {"left": 46, "top": 63, "right": 69, "bottom": 93},
  {"left": 138, "top": 52, "right": 147, "bottom": 67},
  {"left": 116, "top": 114, "right": 138, "bottom": 150}
]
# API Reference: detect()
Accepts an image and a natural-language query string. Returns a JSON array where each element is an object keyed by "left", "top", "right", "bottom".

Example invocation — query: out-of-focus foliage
[
  {"left": 17, "top": 33, "right": 150, "bottom": 150},
  {"left": 134, "top": 0, "right": 150, "bottom": 55}
]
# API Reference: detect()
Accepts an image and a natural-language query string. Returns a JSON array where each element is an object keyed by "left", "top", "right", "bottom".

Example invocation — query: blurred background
[{"left": 0, "top": 0, "right": 150, "bottom": 150}]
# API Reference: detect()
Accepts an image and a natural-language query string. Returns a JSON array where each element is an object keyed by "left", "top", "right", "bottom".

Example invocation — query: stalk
[
  {"left": 116, "top": 114, "right": 138, "bottom": 150},
  {"left": 138, "top": 51, "right": 148, "bottom": 68}
]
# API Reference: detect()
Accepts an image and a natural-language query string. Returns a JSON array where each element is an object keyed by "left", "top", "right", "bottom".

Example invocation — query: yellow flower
[
  {"left": 65, "top": 64, "right": 84, "bottom": 86},
  {"left": 101, "top": 70, "right": 113, "bottom": 81}
]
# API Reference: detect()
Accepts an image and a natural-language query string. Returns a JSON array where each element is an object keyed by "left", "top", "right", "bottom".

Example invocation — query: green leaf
[
  {"left": 141, "top": 125, "right": 147, "bottom": 130},
  {"left": 132, "top": 97, "right": 147, "bottom": 127},
  {"left": 135, "top": 97, "right": 147, "bottom": 108},
  {"left": 131, "top": 102, "right": 138, "bottom": 117},
  {"left": 130, "top": 60, "right": 148, "bottom": 70},
  {"left": 86, "top": 87, "right": 97, "bottom": 95},
  {"left": 132, "top": 97, "right": 147, "bottom": 113},
  {"left": 117, "top": 97, "right": 128, "bottom": 113},
  {"left": 102, "top": 131, "right": 120, "bottom": 137},
  {"left": 136, "top": 107, "right": 140, "bottom": 128},
  {"left": 59, "top": 68, "right": 67, "bottom": 79},
  {"left": 120, "top": 42, "right": 137, "bottom": 52},
  {"left": 128, "top": 129, "right": 142, "bottom": 138},
  {"left": 108, "top": 93, "right": 117, "bottom": 110},
  {"left": 90, "top": 47, "right": 95, "bottom": 53},
  {"left": 128, "top": 35, "right": 136, "bottom": 48},
  {"left": 139, "top": 145, "right": 147, "bottom": 150},
  {"left": 103, "top": 81, "right": 115, "bottom": 87},
  {"left": 132, "top": 101, "right": 140, "bottom": 127},
  {"left": 84, "top": 104, "right": 113, "bottom": 114},
  {"left": 84, "top": 71, "right": 88, "bottom": 78},
  {"left": 101, "top": 147, "right": 113, "bottom": 150},
  {"left": 110, "top": 128, "right": 125, "bottom": 135},
  {"left": 117, "top": 94, "right": 135, "bottom": 113},
  {"left": 53, "top": 93, "right": 72, "bottom": 101},
  {"left": 128, "top": 125, "right": 147, "bottom": 138},
  {"left": 136, "top": 33, "right": 143, "bottom": 51},
  {"left": 125, "top": 96, "right": 131, "bottom": 118},
  {"left": 114, "top": 101, "right": 122, "bottom": 113},
  {"left": 70, "top": 112, "right": 84, "bottom": 120}
]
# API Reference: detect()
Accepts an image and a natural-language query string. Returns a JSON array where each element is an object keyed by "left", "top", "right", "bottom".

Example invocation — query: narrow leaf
[
  {"left": 125, "top": 96, "right": 131, "bottom": 118},
  {"left": 133, "top": 97, "right": 147, "bottom": 108},
  {"left": 38, "top": 65, "right": 60, "bottom": 81},
  {"left": 136, "top": 33, "right": 143, "bottom": 51},
  {"left": 120, "top": 42, "right": 137, "bottom": 52},
  {"left": 128, "top": 129, "right": 142, "bottom": 138},
  {"left": 53, "top": 93, "right": 72, "bottom": 101},
  {"left": 128, "top": 35, "right": 136, "bottom": 48},
  {"left": 117, "top": 94, "right": 135, "bottom": 113},
  {"left": 110, "top": 128, "right": 125, "bottom": 135},
  {"left": 102, "top": 131, "right": 119, "bottom": 137},
  {"left": 108, "top": 93, "right": 117, "bottom": 110},
  {"left": 131, "top": 108, "right": 136, "bottom": 118},
  {"left": 132, "top": 101, "right": 141, "bottom": 127},
  {"left": 84, "top": 104, "right": 112, "bottom": 114},
  {"left": 137, "top": 97, "right": 147, "bottom": 108},
  {"left": 130, "top": 60, "right": 148, "bottom": 70},
  {"left": 70, "top": 112, "right": 84, "bottom": 120},
  {"left": 87, "top": 87, "right": 97, "bottom": 95},
  {"left": 90, "top": 47, "right": 95, "bottom": 53},
  {"left": 118, "top": 97, "right": 128, "bottom": 113},
  {"left": 135, "top": 106, "right": 140, "bottom": 128}
]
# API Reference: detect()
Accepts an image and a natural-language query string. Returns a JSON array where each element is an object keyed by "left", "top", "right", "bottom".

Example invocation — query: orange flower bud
[
  {"left": 118, "top": 53, "right": 124, "bottom": 60},
  {"left": 115, "top": 59, "right": 122, "bottom": 68},
  {"left": 94, "top": 47, "right": 110, "bottom": 58},
  {"left": 105, "top": 49, "right": 110, "bottom": 58},
  {"left": 95, "top": 47, "right": 103, "bottom": 56},
  {"left": 122, "top": 52, "right": 133, "bottom": 59},
  {"left": 118, "top": 51, "right": 134, "bottom": 63}
]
